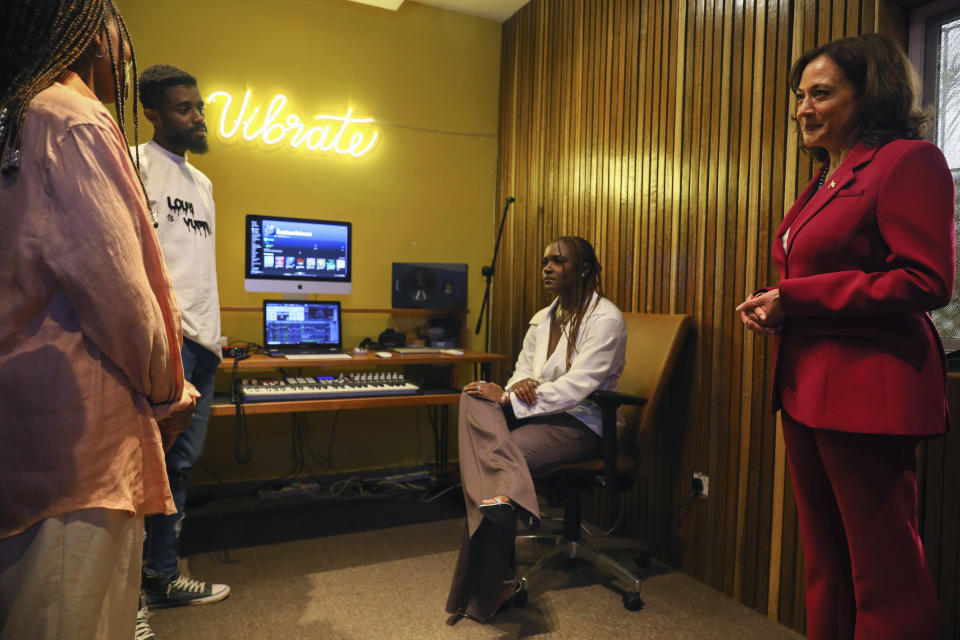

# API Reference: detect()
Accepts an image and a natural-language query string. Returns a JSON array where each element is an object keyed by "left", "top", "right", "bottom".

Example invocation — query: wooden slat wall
[{"left": 493, "top": 0, "right": 958, "bottom": 634}]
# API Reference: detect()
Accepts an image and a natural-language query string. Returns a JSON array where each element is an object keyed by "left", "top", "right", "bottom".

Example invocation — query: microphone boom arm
[{"left": 475, "top": 196, "right": 514, "bottom": 378}]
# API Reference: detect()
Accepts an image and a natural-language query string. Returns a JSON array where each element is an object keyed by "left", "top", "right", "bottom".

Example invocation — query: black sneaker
[
  {"left": 135, "top": 596, "right": 156, "bottom": 640},
  {"left": 143, "top": 572, "right": 231, "bottom": 609}
]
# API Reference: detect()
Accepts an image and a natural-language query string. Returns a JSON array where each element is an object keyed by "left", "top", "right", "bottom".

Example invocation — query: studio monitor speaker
[{"left": 392, "top": 263, "right": 468, "bottom": 309}]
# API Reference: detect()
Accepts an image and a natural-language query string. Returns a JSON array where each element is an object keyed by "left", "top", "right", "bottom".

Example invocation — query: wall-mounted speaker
[{"left": 392, "top": 262, "right": 467, "bottom": 309}]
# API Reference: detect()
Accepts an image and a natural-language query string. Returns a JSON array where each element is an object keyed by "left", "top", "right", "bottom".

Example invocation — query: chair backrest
[{"left": 616, "top": 313, "right": 692, "bottom": 457}]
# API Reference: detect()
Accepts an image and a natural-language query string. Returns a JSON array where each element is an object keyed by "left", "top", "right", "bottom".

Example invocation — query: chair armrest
[
  {"left": 587, "top": 391, "right": 647, "bottom": 489},
  {"left": 588, "top": 390, "right": 648, "bottom": 408}
]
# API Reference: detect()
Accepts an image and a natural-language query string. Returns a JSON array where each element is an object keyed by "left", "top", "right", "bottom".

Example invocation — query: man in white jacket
[{"left": 133, "top": 65, "right": 230, "bottom": 638}]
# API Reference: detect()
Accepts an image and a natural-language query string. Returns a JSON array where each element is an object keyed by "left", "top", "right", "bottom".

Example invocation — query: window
[
  {"left": 912, "top": 2, "right": 960, "bottom": 347},
  {"left": 934, "top": 17, "right": 960, "bottom": 168}
]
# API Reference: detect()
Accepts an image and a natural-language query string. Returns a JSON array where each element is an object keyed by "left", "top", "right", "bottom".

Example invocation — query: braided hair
[
  {"left": 0, "top": 0, "right": 144, "bottom": 180},
  {"left": 552, "top": 235, "right": 604, "bottom": 369}
]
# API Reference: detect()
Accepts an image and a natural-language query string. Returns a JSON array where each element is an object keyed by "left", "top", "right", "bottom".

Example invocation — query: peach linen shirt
[{"left": 0, "top": 73, "right": 183, "bottom": 539}]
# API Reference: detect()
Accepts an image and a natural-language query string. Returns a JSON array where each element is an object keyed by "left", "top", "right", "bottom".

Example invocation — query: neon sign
[{"left": 206, "top": 90, "right": 380, "bottom": 157}]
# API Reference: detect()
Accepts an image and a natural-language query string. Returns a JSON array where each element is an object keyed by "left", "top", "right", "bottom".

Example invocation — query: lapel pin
[{"left": 829, "top": 180, "right": 836, "bottom": 189}]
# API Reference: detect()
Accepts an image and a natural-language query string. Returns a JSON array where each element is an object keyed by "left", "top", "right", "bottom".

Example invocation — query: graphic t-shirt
[{"left": 134, "top": 140, "right": 221, "bottom": 358}]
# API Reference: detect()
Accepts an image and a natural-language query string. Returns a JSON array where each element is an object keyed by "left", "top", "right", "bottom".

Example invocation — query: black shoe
[
  {"left": 495, "top": 582, "right": 520, "bottom": 614},
  {"left": 143, "top": 572, "right": 230, "bottom": 609}
]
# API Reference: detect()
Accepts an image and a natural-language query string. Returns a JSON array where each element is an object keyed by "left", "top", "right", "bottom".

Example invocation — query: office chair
[{"left": 515, "top": 312, "right": 693, "bottom": 611}]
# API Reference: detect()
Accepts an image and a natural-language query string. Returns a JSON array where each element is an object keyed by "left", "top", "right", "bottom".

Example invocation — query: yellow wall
[{"left": 118, "top": 0, "right": 501, "bottom": 483}]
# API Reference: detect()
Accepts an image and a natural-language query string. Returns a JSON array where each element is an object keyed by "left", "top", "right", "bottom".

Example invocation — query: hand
[
  {"left": 153, "top": 381, "right": 201, "bottom": 451},
  {"left": 736, "top": 289, "right": 784, "bottom": 335},
  {"left": 507, "top": 377, "right": 539, "bottom": 406},
  {"left": 463, "top": 380, "right": 505, "bottom": 404}
]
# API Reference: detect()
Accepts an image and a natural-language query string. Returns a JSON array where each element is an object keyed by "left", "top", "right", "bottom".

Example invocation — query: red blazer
[{"left": 771, "top": 139, "right": 955, "bottom": 436}]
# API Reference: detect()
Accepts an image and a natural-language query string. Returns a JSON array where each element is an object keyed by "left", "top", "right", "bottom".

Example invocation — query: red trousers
[{"left": 781, "top": 412, "right": 940, "bottom": 640}]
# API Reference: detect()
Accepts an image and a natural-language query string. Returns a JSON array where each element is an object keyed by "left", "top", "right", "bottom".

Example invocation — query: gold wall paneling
[{"left": 495, "top": 0, "right": 958, "bottom": 634}]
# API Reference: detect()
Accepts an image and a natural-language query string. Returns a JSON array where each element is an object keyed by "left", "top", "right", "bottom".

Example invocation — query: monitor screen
[
  {"left": 245, "top": 214, "right": 352, "bottom": 294},
  {"left": 263, "top": 300, "right": 342, "bottom": 350}
]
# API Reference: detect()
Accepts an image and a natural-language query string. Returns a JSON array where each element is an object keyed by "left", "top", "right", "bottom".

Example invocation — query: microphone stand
[{"left": 475, "top": 196, "right": 514, "bottom": 381}]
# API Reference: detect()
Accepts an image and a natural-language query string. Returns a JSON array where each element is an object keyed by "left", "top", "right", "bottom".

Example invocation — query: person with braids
[
  {"left": 132, "top": 64, "right": 229, "bottom": 617},
  {"left": 0, "top": 1, "right": 198, "bottom": 638},
  {"left": 737, "top": 34, "right": 953, "bottom": 639},
  {"left": 446, "top": 235, "right": 627, "bottom": 623}
]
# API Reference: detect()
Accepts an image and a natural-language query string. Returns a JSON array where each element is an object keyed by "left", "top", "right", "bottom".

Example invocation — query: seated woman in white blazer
[{"left": 445, "top": 235, "right": 627, "bottom": 623}]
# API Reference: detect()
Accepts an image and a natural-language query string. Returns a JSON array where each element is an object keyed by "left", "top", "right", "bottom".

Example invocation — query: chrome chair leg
[
  {"left": 518, "top": 538, "right": 569, "bottom": 581},
  {"left": 517, "top": 534, "right": 645, "bottom": 611},
  {"left": 574, "top": 541, "right": 642, "bottom": 594}
]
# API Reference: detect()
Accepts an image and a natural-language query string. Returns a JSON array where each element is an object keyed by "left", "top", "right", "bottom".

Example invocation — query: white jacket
[{"left": 505, "top": 293, "right": 626, "bottom": 436}]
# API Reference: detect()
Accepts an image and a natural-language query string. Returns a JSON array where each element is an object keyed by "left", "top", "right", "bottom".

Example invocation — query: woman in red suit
[{"left": 737, "top": 33, "right": 955, "bottom": 640}]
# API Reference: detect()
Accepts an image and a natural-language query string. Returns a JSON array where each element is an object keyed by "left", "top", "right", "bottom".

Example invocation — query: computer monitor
[
  {"left": 244, "top": 214, "right": 352, "bottom": 295},
  {"left": 262, "top": 300, "right": 343, "bottom": 355}
]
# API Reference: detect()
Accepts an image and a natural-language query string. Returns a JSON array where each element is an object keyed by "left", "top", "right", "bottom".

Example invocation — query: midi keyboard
[{"left": 239, "top": 372, "right": 420, "bottom": 403}]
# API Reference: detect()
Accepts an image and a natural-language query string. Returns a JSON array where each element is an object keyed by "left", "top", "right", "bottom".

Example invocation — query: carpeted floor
[{"left": 148, "top": 491, "right": 803, "bottom": 640}]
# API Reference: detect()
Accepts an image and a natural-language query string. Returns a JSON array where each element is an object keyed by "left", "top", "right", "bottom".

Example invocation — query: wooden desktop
[
  {"left": 211, "top": 350, "right": 507, "bottom": 416},
  {"left": 212, "top": 348, "right": 508, "bottom": 479}
]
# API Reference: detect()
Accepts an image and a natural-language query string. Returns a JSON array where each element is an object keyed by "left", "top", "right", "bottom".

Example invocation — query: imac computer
[{"left": 245, "top": 214, "right": 352, "bottom": 295}]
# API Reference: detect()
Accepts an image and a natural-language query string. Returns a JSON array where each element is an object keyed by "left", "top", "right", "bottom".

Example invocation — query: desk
[
  {"left": 212, "top": 350, "right": 508, "bottom": 478},
  {"left": 214, "top": 349, "right": 505, "bottom": 372}
]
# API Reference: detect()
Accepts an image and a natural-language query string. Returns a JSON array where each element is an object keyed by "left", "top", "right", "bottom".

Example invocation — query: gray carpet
[{"left": 149, "top": 513, "right": 803, "bottom": 639}]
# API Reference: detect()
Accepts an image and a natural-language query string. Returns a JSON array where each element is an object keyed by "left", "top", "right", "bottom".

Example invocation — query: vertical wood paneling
[{"left": 495, "top": 0, "right": 957, "bottom": 634}]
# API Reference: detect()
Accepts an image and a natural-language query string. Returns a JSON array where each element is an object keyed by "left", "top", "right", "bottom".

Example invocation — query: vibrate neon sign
[{"left": 206, "top": 90, "right": 380, "bottom": 157}]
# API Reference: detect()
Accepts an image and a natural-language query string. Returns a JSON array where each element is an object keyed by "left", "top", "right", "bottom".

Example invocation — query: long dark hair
[
  {"left": 788, "top": 33, "right": 930, "bottom": 162},
  {"left": 552, "top": 235, "right": 603, "bottom": 368},
  {"left": 0, "top": 0, "right": 143, "bottom": 177}
]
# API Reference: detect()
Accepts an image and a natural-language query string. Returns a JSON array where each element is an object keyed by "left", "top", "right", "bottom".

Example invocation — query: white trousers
[{"left": 0, "top": 509, "right": 143, "bottom": 640}]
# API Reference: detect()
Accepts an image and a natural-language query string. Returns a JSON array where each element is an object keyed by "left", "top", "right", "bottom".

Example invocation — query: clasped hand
[
  {"left": 736, "top": 288, "right": 784, "bottom": 335},
  {"left": 464, "top": 377, "right": 539, "bottom": 406},
  {"left": 463, "top": 380, "right": 503, "bottom": 404},
  {"left": 152, "top": 380, "right": 202, "bottom": 451}
]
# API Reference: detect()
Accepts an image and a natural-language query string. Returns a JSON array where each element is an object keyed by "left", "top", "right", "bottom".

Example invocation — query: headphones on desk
[{"left": 359, "top": 330, "right": 407, "bottom": 350}]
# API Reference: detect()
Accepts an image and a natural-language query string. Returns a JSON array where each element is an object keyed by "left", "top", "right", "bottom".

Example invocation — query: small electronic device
[
  {"left": 221, "top": 346, "right": 249, "bottom": 358},
  {"left": 392, "top": 262, "right": 467, "bottom": 309},
  {"left": 245, "top": 214, "right": 352, "bottom": 295},
  {"left": 375, "top": 351, "right": 393, "bottom": 358},
  {"left": 262, "top": 300, "right": 345, "bottom": 358}
]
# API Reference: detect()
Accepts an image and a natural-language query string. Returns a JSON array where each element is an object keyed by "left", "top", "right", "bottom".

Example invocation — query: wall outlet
[{"left": 692, "top": 471, "right": 709, "bottom": 498}]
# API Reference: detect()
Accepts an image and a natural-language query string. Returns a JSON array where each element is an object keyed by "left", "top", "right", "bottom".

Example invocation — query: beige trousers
[
  {"left": 446, "top": 392, "right": 600, "bottom": 621},
  {"left": 0, "top": 509, "right": 143, "bottom": 640}
]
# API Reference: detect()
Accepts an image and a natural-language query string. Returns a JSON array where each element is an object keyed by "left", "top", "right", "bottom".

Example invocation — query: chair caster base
[
  {"left": 520, "top": 537, "right": 646, "bottom": 613},
  {"left": 623, "top": 592, "right": 644, "bottom": 611}
]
